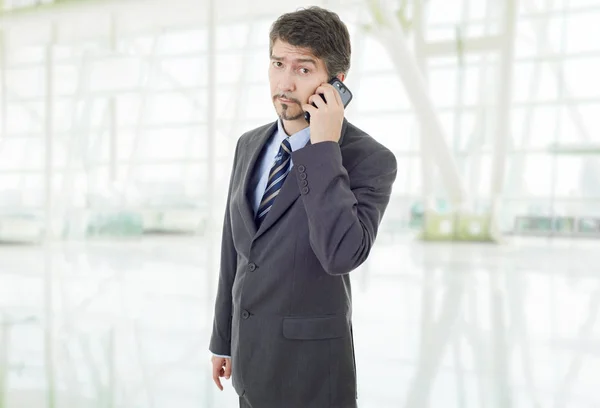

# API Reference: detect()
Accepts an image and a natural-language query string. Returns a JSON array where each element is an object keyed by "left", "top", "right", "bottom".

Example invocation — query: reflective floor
[{"left": 0, "top": 234, "right": 599, "bottom": 408}]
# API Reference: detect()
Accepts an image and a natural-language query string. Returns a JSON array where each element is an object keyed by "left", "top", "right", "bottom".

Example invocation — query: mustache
[{"left": 273, "top": 94, "right": 301, "bottom": 105}]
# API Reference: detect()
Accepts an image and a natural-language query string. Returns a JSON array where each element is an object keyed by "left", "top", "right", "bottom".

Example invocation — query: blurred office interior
[{"left": 0, "top": 0, "right": 599, "bottom": 407}]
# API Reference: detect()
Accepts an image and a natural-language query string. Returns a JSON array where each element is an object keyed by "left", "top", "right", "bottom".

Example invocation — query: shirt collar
[{"left": 275, "top": 119, "right": 311, "bottom": 152}]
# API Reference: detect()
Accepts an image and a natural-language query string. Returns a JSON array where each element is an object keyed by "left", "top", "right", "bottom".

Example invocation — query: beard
[
  {"left": 280, "top": 104, "right": 304, "bottom": 121},
  {"left": 273, "top": 94, "right": 305, "bottom": 121}
]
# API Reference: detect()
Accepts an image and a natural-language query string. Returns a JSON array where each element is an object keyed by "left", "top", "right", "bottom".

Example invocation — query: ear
[{"left": 336, "top": 73, "right": 346, "bottom": 82}]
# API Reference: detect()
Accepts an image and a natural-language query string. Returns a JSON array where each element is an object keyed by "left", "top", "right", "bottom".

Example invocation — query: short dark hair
[{"left": 269, "top": 7, "right": 351, "bottom": 78}]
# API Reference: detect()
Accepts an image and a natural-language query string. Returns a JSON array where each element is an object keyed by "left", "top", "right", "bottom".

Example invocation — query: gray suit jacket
[{"left": 210, "top": 119, "right": 397, "bottom": 408}]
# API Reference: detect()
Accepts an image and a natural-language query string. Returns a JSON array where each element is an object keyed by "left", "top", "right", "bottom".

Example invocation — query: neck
[{"left": 281, "top": 118, "right": 308, "bottom": 136}]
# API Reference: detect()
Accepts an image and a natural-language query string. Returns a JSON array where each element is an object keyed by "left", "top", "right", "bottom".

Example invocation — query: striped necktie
[{"left": 256, "top": 139, "right": 292, "bottom": 227}]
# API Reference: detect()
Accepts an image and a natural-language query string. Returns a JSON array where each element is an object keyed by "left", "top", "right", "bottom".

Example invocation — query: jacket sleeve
[
  {"left": 209, "top": 139, "right": 240, "bottom": 356},
  {"left": 291, "top": 141, "right": 397, "bottom": 276}
]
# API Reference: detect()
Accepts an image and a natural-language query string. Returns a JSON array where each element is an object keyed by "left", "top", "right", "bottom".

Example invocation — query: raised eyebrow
[
  {"left": 270, "top": 56, "right": 316, "bottom": 67},
  {"left": 295, "top": 58, "right": 317, "bottom": 67}
]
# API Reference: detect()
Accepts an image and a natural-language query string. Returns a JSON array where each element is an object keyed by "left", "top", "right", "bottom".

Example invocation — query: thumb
[{"left": 224, "top": 358, "right": 232, "bottom": 379}]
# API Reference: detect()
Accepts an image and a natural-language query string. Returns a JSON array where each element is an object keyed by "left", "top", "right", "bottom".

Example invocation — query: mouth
[{"left": 278, "top": 97, "right": 296, "bottom": 104}]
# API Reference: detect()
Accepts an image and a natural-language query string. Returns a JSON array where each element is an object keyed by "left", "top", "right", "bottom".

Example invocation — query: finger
[
  {"left": 302, "top": 103, "right": 317, "bottom": 115},
  {"left": 325, "top": 86, "right": 343, "bottom": 108},
  {"left": 213, "top": 367, "right": 224, "bottom": 391},
  {"left": 309, "top": 94, "right": 326, "bottom": 108},
  {"left": 316, "top": 85, "right": 340, "bottom": 106},
  {"left": 224, "top": 358, "right": 232, "bottom": 380}
]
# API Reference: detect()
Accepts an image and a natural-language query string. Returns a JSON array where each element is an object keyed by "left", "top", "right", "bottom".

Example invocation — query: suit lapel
[
  {"left": 254, "top": 119, "right": 349, "bottom": 240},
  {"left": 239, "top": 118, "right": 350, "bottom": 241},
  {"left": 237, "top": 121, "right": 277, "bottom": 238},
  {"left": 254, "top": 164, "right": 300, "bottom": 240}
]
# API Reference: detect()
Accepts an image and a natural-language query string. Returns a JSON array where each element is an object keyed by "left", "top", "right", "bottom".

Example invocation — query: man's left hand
[{"left": 302, "top": 83, "right": 345, "bottom": 144}]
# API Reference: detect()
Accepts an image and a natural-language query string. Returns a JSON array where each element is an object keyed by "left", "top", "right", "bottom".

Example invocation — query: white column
[
  {"left": 44, "top": 24, "right": 56, "bottom": 239},
  {"left": 413, "top": 0, "right": 436, "bottom": 212},
  {"left": 489, "top": 0, "right": 518, "bottom": 235},
  {"left": 206, "top": 0, "right": 216, "bottom": 245},
  {"left": 44, "top": 23, "right": 57, "bottom": 408},
  {"left": 0, "top": 29, "right": 6, "bottom": 141},
  {"left": 109, "top": 14, "right": 118, "bottom": 183},
  {"left": 367, "top": 0, "right": 467, "bottom": 208}
]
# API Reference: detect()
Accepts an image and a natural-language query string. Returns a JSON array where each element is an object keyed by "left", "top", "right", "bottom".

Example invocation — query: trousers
[
  {"left": 239, "top": 396, "right": 358, "bottom": 408},
  {"left": 239, "top": 396, "right": 253, "bottom": 408}
]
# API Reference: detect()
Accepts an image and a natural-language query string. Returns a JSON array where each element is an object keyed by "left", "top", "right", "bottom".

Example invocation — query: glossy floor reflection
[{"left": 0, "top": 234, "right": 598, "bottom": 408}]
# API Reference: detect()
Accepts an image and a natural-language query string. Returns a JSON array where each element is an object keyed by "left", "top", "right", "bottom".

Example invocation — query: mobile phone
[{"left": 304, "top": 77, "right": 353, "bottom": 123}]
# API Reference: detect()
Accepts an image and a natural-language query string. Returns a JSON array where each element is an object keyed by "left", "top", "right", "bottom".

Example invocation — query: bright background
[{"left": 0, "top": 0, "right": 598, "bottom": 407}]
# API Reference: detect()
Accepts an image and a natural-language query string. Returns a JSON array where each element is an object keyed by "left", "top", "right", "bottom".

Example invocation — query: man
[{"left": 209, "top": 7, "right": 397, "bottom": 408}]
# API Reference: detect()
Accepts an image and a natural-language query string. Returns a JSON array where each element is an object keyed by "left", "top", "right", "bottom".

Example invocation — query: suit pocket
[{"left": 282, "top": 315, "right": 347, "bottom": 340}]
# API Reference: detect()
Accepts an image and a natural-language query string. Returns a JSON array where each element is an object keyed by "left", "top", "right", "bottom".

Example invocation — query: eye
[
  {"left": 273, "top": 61, "right": 283, "bottom": 68},
  {"left": 299, "top": 67, "right": 310, "bottom": 75}
]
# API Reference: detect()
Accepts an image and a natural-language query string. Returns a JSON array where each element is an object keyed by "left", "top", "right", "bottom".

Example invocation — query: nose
[{"left": 278, "top": 71, "right": 295, "bottom": 93}]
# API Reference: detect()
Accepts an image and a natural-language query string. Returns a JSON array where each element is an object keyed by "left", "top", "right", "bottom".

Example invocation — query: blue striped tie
[{"left": 256, "top": 139, "right": 292, "bottom": 227}]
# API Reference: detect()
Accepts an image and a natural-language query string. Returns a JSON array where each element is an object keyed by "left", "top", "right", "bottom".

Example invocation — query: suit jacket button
[
  {"left": 242, "top": 310, "right": 250, "bottom": 319},
  {"left": 298, "top": 165, "right": 306, "bottom": 173},
  {"left": 300, "top": 180, "right": 308, "bottom": 187},
  {"left": 248, "top": 263, "right": 256, "bottom": 272},
  {"left": 299, "top": 173, "right": 307, "bottom": 180},
  {"left": 301, "top": 187, "right": 309, "bottom": 195}
]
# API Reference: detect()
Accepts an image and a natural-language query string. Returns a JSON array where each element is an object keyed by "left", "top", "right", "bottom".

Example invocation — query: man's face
[{"left": 269, "top": 39, "right": 329, "bottom": 122}]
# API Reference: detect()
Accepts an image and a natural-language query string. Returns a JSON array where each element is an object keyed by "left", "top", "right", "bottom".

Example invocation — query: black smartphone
[{"left": 304, "top": 77, "right": 353, "bottom": 123}]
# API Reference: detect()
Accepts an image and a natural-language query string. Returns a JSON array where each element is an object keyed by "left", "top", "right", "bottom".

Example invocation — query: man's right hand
[{"left": 211, "top": 355, "right": 232, "bottom": 391}]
